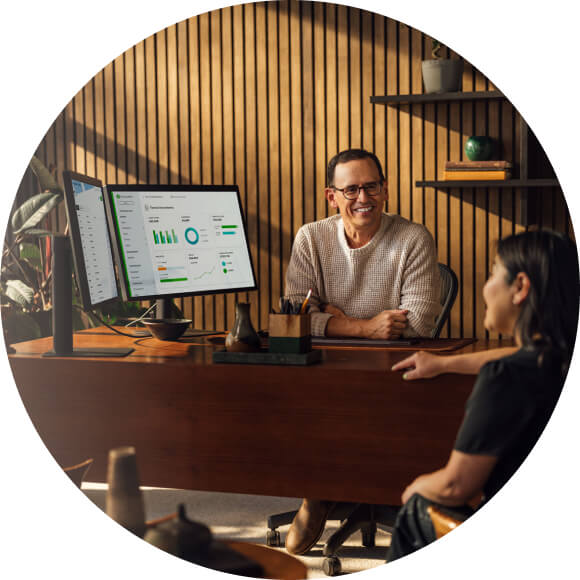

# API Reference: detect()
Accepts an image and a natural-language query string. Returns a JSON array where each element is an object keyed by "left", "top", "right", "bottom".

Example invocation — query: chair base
[{"left": 266, "top": 502, "right": 400, "bottom": 575}]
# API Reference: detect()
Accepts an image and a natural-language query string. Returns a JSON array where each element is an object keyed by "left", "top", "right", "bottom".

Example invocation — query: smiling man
[
  {"left": 285, "top": 148, "right": 441, "bottom": 341},
  {"left": 283, "top": 149, "right": 442, "bottom": 556}
]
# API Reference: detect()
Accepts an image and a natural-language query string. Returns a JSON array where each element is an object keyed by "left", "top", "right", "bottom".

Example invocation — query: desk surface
[{"left": 9, "top": 328, "right": 510, "bottom": 505}]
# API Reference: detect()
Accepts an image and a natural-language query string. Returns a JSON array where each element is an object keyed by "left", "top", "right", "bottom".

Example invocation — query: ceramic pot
[
  {"left": 464, "top": 136, "right": 495, "bottom": 161},
  {"left": 421, "top": 59, "right": 463, "bottom": 94},
  {"left": 105, "top": 446, "right": 146, "bottom": 538},
  {"left": 144, "top": 504, "right": 212, "bottom": 561},
  {"left": 225, "top": 303, "right": 260, "bottom": 352}
]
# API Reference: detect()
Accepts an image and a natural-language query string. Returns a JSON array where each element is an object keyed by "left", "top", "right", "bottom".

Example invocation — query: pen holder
[{"left": 268, "top": 314, "right": 311, "bottom": 354}]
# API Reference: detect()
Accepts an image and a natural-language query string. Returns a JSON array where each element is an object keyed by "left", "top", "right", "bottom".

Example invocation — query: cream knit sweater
[{"left": 285, "top": 213, "right": 441, "bottom": 337}]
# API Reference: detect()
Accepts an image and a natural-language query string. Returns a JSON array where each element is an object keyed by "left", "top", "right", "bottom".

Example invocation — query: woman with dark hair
[{"left": 387, "top": 229, "right": 579, "bottom": 562}]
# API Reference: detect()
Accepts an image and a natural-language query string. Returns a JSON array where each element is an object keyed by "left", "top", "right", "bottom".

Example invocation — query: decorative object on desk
[
  {"left": 269, "top": 313, "right": 311, "bottom": 354},
  {"left": 105, "top": 446, "right": 146, "bottom": 538},
  {"left": 464, "top": 135, "right": 496, "bottom": 161},
  {"left": 225, "top": 302, "right": 260, "bottom": 353},
  {"left": 144, "top": 504, "right": 212, "bottom": 560},
  {"left": 145, "top": 504, "right": 264, "bottom": 577},
  {"left": 421, "top": 39, "right": 463, "bottom": 94},
  {"left": 443, "top": 159, "right": 511, "bottom": 181},
  {"left": 142, "top": 318, "right": 192, "bottom": 341}
]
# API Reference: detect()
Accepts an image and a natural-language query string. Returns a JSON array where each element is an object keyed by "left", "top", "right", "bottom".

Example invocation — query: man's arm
[
  {"left": 398, "top": 226, "right": 441, "bottom": 338},
  {"left": 324, "top": 305, "right": 409, "bottom": 339},
  {"left": 391, "top": 347, "right": 519, "bottom": 379},
  {"left": 401, "top": 450, "right": 497, "bottom": 507}
]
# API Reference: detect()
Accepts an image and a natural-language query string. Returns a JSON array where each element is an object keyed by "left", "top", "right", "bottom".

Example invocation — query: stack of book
[{"left": 443, "top": 160, "right": 512, "bottom": 181}]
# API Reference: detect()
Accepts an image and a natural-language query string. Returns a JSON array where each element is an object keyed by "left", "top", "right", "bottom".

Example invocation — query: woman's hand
[{"left": 391, "top": 351, "right": 447, "bottom": 380}]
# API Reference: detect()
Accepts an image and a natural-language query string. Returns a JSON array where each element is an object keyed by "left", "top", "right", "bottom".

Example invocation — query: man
[
  {"left": 284, "top": 148, "right": 441, "bottom": 555},
  {"left": 285, "top": 148, "right": 440, "bottom": 341}
]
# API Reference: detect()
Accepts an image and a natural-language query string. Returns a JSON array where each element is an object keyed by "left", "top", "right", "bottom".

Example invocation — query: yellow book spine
[{"left": 443, "top": 170, "right": 511, "bottom": 180}]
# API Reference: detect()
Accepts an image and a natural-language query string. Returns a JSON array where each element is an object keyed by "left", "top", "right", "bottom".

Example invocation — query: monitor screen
[
  {"left": 103, "top": 184, "right": 257, "bottom": 302},
  {"left": 62, "top": 171, "right": 119, "bottom": 310}
]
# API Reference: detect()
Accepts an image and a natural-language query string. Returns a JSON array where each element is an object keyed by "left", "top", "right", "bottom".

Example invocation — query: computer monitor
[
  {"left": 51, "top": 171, "right": 132, "bottom": 357},
  {"left": 103, "top": 184, "right": 258, "bottom": 323},
  {"left": 62, "top": 171, "right": 118, "bottom": 311}
]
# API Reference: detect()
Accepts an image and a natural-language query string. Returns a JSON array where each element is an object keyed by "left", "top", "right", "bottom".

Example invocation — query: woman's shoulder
[{"left": 476, "top": 348, "right": 564, "bottom": 400}]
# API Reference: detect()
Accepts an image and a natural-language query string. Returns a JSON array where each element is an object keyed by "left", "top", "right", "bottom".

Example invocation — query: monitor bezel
[
  {"left": 103, "top": 183, "right": 258, "bottom": 303},
  {"left": 62, "top": 170, "right": 120, "bottom": 311}
]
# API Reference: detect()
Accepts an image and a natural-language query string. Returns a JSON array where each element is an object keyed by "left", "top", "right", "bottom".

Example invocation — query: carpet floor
[{"left": 83, "top": 483, "right": 391, "bottom": 578}]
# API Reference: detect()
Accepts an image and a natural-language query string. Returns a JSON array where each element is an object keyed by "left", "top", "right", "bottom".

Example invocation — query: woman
[{"left": 387, "top": 229, "right": 579, "bottom": 562}]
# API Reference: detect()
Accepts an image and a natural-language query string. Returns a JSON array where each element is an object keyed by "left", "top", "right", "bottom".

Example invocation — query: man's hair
[{"left": 326, "top": 149, "right": 385, "bottom": 187}]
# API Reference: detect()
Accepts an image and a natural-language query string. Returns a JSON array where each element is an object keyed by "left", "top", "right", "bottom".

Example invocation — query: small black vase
[{"left": 225, "top": 303, "right": 261, "bottom": 352}]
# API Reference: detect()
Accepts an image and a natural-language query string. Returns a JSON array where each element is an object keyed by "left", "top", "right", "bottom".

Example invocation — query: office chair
[
  {"left": 265, "top": 263, "right": 459, "bottom": 575},
  {"left": 431, "top": 263, "right": 458, "bottom": 338}
]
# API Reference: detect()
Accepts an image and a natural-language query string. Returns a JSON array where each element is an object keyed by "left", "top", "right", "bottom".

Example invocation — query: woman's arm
[
  {"left": 391, "top": 347, "right": 518, "bottom": 380},
  {"left": 401, "top": 450, "right": 497, "bottom": 507}
]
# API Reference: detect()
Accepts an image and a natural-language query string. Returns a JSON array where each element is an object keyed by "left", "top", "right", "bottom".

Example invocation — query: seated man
[
  {"left": 285, "top": 148, "right": 441, "bottom": 340},
  {"left": 284, "top": 148, "right": 441, "bottom": 555}
]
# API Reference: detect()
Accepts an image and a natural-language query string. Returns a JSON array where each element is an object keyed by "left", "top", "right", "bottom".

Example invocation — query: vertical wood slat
[{"left": 22, "top": 1, "right": 572, "bottom": 337}]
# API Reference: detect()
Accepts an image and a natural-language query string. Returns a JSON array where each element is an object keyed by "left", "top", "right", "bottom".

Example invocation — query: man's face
[{"left": 325, "top": 158, "right": 387, "bottom": 234}]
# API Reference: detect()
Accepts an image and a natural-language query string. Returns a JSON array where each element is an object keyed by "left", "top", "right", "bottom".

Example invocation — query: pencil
[{"left": 299, "top": 288, "right": 312, "bottom": 314}]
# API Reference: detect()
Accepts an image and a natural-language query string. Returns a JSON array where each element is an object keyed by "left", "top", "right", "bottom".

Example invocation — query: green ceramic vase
[{"left": 464, "top": 136, "right": 495, "bottom": 161}]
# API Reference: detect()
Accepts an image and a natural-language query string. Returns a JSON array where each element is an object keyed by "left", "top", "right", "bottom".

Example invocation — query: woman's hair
[{"left": 497, "top": 229, "right": 580, "bottom": 375}]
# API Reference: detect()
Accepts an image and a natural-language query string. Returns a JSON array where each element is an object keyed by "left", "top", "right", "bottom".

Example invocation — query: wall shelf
[
  {"left": 416, "top": 179, "right": 560, "bottom": 189},
  {"left": 370, "top": 90, "right": 561, "bottom": 226},
  {"left": 370, "top": 91, "right": 505, "bottom": 106}
]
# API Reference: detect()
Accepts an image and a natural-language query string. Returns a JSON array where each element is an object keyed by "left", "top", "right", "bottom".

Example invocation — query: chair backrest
[{"left": 431, "top": 263, "right": 458, "bottom": 338}]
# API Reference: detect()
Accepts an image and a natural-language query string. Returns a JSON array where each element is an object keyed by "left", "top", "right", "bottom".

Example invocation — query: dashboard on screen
[
  {"left": 103, "top": 184, "right": 257, "bottom": 302},
  {"left": 62, "top": 171, "right": 119, "bottom": 310}
]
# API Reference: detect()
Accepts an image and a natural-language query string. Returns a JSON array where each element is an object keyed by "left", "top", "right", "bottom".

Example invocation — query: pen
[{"left": 299, "top": 288, "right": 312, "bottom": 314}]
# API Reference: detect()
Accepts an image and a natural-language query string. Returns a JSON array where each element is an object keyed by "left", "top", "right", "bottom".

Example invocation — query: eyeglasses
[{"left": 332, "top": 181, "right": 383, "bottom": 200}]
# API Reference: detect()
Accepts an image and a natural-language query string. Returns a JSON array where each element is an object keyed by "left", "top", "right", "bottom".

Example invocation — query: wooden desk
[{"left": 8, "top": 328, "right": 507, "bottom": 505}]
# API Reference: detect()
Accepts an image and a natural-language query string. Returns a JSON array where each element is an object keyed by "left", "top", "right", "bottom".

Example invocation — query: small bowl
[{"left": 142, "top": 318, "right": 192, "bottom": 341}]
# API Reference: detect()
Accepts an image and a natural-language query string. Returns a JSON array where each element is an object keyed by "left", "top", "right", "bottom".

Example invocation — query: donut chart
[{"left": 184, "top": 227, "right": 200, "bottom": 245}]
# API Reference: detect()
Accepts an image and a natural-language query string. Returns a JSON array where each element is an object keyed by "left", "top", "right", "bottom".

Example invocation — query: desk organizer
[
  {"left": 268, "top": 313, "right": 311, "bottom": 354},
  {"left": 212, "top": 348, "right": 322, "bottom": 366}
]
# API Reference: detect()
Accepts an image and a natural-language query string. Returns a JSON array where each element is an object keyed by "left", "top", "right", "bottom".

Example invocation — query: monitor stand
[
  {"left": 152, "top": 297, "right": 219, "bottom": 338},
  {"left": 42, "top": 235, "right": 134, "bottom": 358}
]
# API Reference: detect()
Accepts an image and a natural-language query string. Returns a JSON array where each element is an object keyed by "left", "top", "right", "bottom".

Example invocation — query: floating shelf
[
  {"left": 416, "top": 179, "right": 560, "bottom": 189},
  {"left": 370, "top": 91, "right": 505, "bottom": 106}
]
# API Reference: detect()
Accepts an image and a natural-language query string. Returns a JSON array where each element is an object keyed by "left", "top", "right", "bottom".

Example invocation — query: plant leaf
[
  {"left": 11, "top": 191, "right": 62, "bottom": 234},
  {"left": 3, "top": 279, "right": 35, "bottom": 307},
  {"left": 18, "top": 242, "right": 43, "bottom": 271},
  {"left": 29, "top": 156, "right": 63, "bottom": 194}
]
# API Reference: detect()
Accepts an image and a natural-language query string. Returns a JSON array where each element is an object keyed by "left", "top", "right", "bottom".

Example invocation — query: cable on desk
[{"left": 73, "top": 306, "right": 149, "bottom": 338}]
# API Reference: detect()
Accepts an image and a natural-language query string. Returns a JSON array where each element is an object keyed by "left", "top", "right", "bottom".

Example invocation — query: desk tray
[{"left": 212, "top": 348, "right": 322, "bottom": 366}]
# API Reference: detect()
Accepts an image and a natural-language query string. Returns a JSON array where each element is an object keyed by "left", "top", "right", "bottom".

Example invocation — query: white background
[{"left": 1, "top": 1, "right": 578, "bottom": 578}]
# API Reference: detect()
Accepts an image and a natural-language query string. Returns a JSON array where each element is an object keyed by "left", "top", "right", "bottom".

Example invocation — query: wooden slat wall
[{"left": 27, "top": 1, "right": 572, "bottom": 338}]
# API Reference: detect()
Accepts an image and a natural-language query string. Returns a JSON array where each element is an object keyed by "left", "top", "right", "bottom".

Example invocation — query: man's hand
[
  {"left": 391, "top": 351, "right": 446, "bottom": 380},
  {"left": 362, "top": 309, "right": 408, "bottom": 339}
]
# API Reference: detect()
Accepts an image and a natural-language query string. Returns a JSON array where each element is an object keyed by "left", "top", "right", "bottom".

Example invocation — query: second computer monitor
[{"left": 103, "top": 184, "right": 257, "bottom": 303}]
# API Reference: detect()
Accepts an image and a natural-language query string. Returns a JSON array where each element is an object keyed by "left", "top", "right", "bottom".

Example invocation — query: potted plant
[{"left": 421, "top": 39, "right": 463, "bottom": 94}]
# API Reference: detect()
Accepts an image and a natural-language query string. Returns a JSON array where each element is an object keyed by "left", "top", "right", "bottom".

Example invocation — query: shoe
[{"left": 285, "top": 498, "right": 334, "bottom": 555}]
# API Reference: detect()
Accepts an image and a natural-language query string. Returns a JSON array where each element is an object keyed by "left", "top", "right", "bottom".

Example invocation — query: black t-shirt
[{"left": 454, "top": 348, "right": 565, "bottom": 502}]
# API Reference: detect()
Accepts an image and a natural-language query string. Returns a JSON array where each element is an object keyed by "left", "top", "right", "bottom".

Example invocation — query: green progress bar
[
  {"left": 160, "top": 277, "right": 188, "bottom": 283},
  {"left": 221, "top": 225, "right": 238, "bottom": 229}
]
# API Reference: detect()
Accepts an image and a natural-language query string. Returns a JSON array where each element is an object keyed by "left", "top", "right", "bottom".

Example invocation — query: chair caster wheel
[
  {"left": 266, "top": 530, "right": 281, "bottom": 547},
  {"left": 323, "top": 556, "right": 341, "bottom": 576}
]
